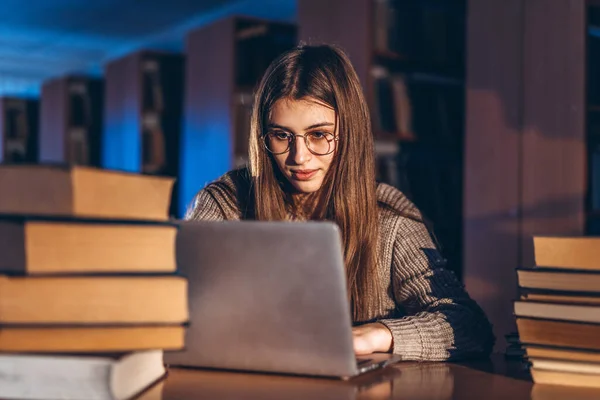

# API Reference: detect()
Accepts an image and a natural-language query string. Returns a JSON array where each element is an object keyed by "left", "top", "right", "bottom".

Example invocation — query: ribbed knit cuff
[{"left": 378, "top": 318, "right": 424, "bottom": 360}]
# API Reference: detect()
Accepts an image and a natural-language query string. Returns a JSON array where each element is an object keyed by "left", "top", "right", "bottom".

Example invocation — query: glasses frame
[{"left": 262, "top": 132, "right": 339, "bottom": 156}]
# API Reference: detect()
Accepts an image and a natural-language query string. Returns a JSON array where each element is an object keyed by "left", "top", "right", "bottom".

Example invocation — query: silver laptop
[{"left": 164, "top": 220, "right": 401, "bottom": 379}]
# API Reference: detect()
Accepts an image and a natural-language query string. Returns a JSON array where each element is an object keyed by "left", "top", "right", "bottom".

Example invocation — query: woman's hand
[{"left": 352, "top": 322, "right": 393, "bottom": 355}]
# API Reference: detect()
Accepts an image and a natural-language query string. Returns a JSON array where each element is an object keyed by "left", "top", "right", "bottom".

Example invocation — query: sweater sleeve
[
  {"left": 184, "top": 189, "right": 227, "bottom": 221},
  {"left": 378, "top": 217, "right": 495, "bottom": 361}
]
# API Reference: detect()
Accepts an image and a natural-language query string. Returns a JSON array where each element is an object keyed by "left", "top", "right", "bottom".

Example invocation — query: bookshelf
[
  {"left": 179, "top": 16, "right": 297, "bottom": 216},
  {"left": 103, "top": 50, "right": 184, "bottom": 217},
  {"left": 588, "top": 2, "right": 600, "bottom": 235},
  {"left": 299, "top": 0, "right": 466, "bottom": 279},
  {"left": 39, "top": 76, "right": 103, "bottom": 166},
  {"left": 0, "top": 97, "right": 39, "bottom": 164}
]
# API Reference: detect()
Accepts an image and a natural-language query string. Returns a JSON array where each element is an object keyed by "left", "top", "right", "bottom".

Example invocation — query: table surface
[{"left": 139, "top": 355, "right": 600, "bottom": 400}]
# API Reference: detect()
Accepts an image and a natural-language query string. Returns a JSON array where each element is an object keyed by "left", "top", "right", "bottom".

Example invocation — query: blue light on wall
[
  {"left": 179, "top": 112, "right": 232, "bottom": 217},
  {"left": 102, "top": 102, "right": 141, "bottom": 173}
]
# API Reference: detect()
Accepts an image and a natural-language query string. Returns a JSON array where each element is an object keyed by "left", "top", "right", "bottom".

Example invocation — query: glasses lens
[
  {"left": 306, "top": 132, "right": 335, "bottom": 155},
  {"left": 265, "top": 132, "right": 290, "bottom": 154}
]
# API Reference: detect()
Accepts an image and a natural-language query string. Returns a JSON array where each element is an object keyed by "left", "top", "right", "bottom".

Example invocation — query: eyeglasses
[{"left": 263, "top": 131, "right": 338, "bottom": 156}]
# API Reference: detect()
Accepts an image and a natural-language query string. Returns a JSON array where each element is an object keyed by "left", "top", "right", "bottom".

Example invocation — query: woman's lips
[{"left": 291, "top": 169, "right": 318, "bottom": 181}]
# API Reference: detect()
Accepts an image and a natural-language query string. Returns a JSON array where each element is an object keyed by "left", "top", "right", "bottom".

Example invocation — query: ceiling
[{"left": 0, "top": 0, "right": 296, "bottom": 97}]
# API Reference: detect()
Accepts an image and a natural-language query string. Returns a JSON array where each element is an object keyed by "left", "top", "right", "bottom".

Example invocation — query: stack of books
[
  {"left": 0, "top": 164, "right": 188, "bottom": 400},
  {"left": 514, "top": 235, "right": 600, "bottom": 388}
]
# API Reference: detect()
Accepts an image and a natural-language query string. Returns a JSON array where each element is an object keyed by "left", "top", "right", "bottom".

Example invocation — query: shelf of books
[
  {"left": 233, "top": 18, "right": 297, "bottom": 167},
  {"left": 179, "top": 16, "right": 296, "bottom": 216},
  {"left": 372, "top": 1, "right": 466, "bottom": 279},
  {"left": 300, "top": 0, "right": 467, "bottom": 278},
  {"left": 0, "top": 97, "right": 39, "bottom": 164},
  {"left": 39, "top": 76, "right": 103, "bottom": 167},
  {"left": 588, "top": 3, "right": 600, "bottom": 235}
]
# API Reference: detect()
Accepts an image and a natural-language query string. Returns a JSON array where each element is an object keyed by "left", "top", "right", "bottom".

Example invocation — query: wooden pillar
[
  {"left": 298, "top": 0, "right": 371, "bottom": 92},
  {"left": 464, "top": 0, "right": 586, "bottom": 351},
  {"left": 464, "top": 0, "right": 524, "bottom": 353},
  {"left": 179, "top": 18, "right": 236, "bottom": 215},
  {"left": 103, "top": 53, "right": 142, "bottom": 172},
  {"left": 40, "top": 79, "right": 68, "bottom": 163},
  {"left": 520, "top": 0, "right": 586, "bottom": 266}
]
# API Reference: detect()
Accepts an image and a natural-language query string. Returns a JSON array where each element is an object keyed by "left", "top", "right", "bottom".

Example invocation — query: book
[
  {"left": 141, "top": 126, "right": 167, "bottom": 175},
  {"left": 0, "top": 325, "right": 184, "bottom": 353},
  {"left": 514, "top": 301, "right": 600, "bottom": 324},
  {"left": 68, "top": 127, "right": 91, "bottom": 165},
  {"left": 520, "top": 291, "right": 600, "bottom": 305},
  {"left": 0, "top": 165, "right": 174, "bottom": 221},
  {"left": 516, "top": 268, "right": 600, "bottom": 293},
  {"left": 533, "top": 236, "right": 600, "bottom": 271},
  {"left": 531, "top": 382, "right": 600, "bottom": 400},
  {"left": 233, "top": 91, "right": 253, "bottom": 164},
  {"left": 516, "top": 318, "right": 600, "bottom": 350},
  {"left": 526, "top": 345, "right": 600, "bottom": 363},
  {"left": 371, "top": 66, "right": 397, "bottom": 136},
  {"left": 530, "top": 358, "right": 600, "bottom": 375},
  {"left": 0, "top": 217, "right": 176, "bottom": 274},
  {"left": 530, "top": 368, "right": 600, "bottom": 389},
  {"left": 0, "top": 275, "right": 188, "bottom": 324},
  {"left": 390, "top": 74, "right": 415, "bottom": 141},
  {"left": 0, "top": 350, "right": 165, "bottom": 400}
]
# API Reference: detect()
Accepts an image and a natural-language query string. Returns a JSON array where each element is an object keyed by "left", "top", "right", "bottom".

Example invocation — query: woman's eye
[
  {"left": 273, "top": 132, "right": 289, "bottom": 140},
  {"left": 310, "top": 131, "right": 326, "bottom": 139}
]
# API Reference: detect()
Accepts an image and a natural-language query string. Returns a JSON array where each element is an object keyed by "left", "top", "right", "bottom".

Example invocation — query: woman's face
[{"left": 266, "top": 97, "right": 337, "bottom": 193}]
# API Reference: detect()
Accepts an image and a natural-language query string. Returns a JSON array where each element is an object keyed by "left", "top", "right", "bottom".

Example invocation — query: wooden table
[{"left": 140, "top": 355, "right": 600, "bottom": 400}]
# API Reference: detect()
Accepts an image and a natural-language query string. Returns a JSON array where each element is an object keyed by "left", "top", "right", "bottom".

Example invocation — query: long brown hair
[{"left": 248, "top": 44, "right": 381, "bottom": 322}]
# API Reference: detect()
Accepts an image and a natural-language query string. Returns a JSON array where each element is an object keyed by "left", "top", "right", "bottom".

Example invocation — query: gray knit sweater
[{"left": 186, "top": 169, "right": 495, "bottom": 361}]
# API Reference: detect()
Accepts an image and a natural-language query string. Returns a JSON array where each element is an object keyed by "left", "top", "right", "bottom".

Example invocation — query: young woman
[{"left": 186, "top": 44, "right": 495, "bottom": 361}]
